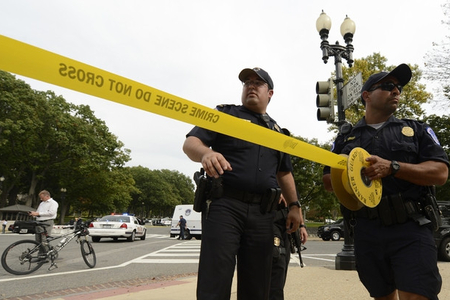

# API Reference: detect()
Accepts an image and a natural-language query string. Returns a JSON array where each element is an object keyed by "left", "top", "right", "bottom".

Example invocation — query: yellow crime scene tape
[{"left": 0, "top": 34, "right": 381, "bottom": 209}]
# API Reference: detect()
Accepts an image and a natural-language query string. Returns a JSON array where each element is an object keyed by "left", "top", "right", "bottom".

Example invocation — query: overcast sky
[{"left": 0, "top": 0, "right": 447, "bottom": 179}]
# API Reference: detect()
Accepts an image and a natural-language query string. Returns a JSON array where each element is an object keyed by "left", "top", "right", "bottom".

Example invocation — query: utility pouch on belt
[
  {"left": 423, "top": 192, "right": 442, "bottom": 231},
  {"left": 260, "top": 187, "right": 281, "bottom": 214},
  {"left": 390, "top": 194, "right": 408, "bottom": 224}
]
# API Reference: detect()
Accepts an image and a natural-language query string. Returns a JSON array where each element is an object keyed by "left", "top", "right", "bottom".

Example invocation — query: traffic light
[{"left": 316, "top": 78, "right": 334, "bottom": 123}]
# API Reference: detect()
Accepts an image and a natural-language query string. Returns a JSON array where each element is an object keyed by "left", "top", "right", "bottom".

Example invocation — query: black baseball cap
[
  {"left": 239, "top": 67, "right": 274, "bottom": 90},
  {"left": 360, "top": 63, "right": 412, "bottom": 106}
]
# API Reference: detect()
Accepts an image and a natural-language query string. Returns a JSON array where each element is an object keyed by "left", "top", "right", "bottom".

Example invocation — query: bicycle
[{"left": 1, "top": 220, "right": 96, "bottom": 275}]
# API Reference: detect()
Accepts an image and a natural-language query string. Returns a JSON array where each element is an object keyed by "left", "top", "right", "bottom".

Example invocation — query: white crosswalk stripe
[
  {"left": 146, "top": 234, "right": 172, "bottom": 239},
  {"left": 130, "top": 239, "right": 324, "bottom": 266},
  {"left": 133, "top": 240, "right": 201, "bottom": 264}
]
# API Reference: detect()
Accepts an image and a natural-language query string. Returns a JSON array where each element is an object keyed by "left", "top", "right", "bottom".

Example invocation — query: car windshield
[{"left": 98, "top": 216, "right": 131, "bottom": 223}]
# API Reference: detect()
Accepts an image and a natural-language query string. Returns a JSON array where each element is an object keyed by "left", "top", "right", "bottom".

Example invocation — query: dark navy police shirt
[
  {"left": 327, "top": 115, "right": 449, "bottom": 199},
  {"left": 186, "top": 105, "right": 293, "bottom": 194}
]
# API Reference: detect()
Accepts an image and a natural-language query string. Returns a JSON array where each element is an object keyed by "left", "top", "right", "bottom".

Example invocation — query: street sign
[{"left": 342, "top": 72, "right": 362, "bottom": 110}]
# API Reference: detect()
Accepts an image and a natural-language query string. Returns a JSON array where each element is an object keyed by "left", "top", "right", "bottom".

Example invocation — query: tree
[
  {"left": 128, "top": 167, "right": 194, "bottom": 218},
  {"left": 290, "top": 136, "right": 340, "bottom": 221},
  {"left": 0, "top": 71, "right": 134, "bottom": 223},
  {"left": 424, "top": 0, "right": 450, "bottom": 109}
]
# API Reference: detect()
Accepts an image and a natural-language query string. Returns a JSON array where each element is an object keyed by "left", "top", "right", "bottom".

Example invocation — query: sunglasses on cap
[{"left": 369, "top": 82, "right": 403, "bottom": 93}]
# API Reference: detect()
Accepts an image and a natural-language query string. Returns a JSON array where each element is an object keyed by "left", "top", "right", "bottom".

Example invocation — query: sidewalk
[{"left": 53, "top": 262, "right": 450, "bottom": 300}]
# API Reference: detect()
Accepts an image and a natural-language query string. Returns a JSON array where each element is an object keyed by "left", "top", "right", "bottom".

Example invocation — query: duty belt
[
  {"left": 223, "top": 185, "right": 264, "bottom": 204},
  {"left": 355, "top": 193, "right": 429, "bottom": 226}
]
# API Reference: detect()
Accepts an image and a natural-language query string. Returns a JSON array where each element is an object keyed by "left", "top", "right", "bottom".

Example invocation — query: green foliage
[
  {"left": 0, "top": 71, "right": 196, "bottom": 220},
  {"left": 290, "top": 136, "right": 340, "bottom": 220},
  {"left": 127, "top": 166, "right": 194, "bottom": 217}
]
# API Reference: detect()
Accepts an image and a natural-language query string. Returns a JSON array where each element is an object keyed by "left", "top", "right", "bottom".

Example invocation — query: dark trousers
[
  {"left": 270, "top": 209, "right": 290, "bottom": 300},
  {"left": 197, "top": 197, "right": 274, "bottom": 300},
  {"left": 180, "top": 226, "right": 185, "bottom": 240}
]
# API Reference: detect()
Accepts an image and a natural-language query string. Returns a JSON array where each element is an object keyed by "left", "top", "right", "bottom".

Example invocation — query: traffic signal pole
[{"left": 316, "top": 11, "right": 356, "bottom": 271}]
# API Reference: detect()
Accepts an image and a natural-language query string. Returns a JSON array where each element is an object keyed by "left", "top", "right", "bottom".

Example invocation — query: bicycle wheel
[
  {"left": 80, "top": 240, "right": 96, "bottom": 268},
  {"left": 1, "top": 240, "right": 46, "bottom": 275}
]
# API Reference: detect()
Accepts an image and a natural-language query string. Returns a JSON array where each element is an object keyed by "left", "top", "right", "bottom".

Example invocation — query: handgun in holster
[
  {"left": 423, "top": 192, "right": 442, "bottom": 231},
  {"left": 193, "top": 169, "right": 223, "bottom": 213},
  {"left": 260, "top": 187, "right": 282, "bottom": 214},
  {"left": 193, "top": 169, "right": 209, "bottom": 213}
]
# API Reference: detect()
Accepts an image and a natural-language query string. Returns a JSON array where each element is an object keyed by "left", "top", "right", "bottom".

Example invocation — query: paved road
[{"left": 0, "top": 226, "right": 343, "bottom": 299}]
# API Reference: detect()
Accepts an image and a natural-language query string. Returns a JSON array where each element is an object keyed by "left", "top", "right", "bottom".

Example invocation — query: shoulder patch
[{"left": 427, "top": 127, "right": 441, "bottom": 145}]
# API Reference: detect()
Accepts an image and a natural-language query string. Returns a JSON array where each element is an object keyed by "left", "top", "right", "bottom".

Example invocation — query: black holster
[
  {"left": 422, "top": 193, "right": 442, "bottom": 231},
  {"left": 193, "top": 170, "right": 209, "bottom": 213},
  {"left": 193, "top": 169, "right": 223, "bottom": 213},
  {"left": 260, "top": 187, "right": 281, "bottom": 214}
]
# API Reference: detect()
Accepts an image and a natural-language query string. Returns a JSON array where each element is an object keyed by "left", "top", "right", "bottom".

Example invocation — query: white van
[{"left": 170, "top": 204, "right": 202, "bottom": 240}]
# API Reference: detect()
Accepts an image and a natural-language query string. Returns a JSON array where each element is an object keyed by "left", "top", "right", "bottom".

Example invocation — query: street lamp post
[
  {"left": 316, "top": 11, "right": 357, "bottom": 271},
  {"left": 316, "top": 10, "right": 355, "bottom": 125}
]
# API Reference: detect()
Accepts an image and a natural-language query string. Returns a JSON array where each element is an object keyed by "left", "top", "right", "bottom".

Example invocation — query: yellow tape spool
[
  {"left": 331, "top": 147, "right": 382, "bottom": 210},
  {"left": 330, "top": 154, "right": 363, "bottom": 211}
]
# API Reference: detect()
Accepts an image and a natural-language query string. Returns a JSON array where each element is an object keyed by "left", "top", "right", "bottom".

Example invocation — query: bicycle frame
[
  {"left": 40, "top": 224, "right": 91, "bottom": 270},
  {"left": 1, "top": 221, "right": 96, "bottom": 275}
]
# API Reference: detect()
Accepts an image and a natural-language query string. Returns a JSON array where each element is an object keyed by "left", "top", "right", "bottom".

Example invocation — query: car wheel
[
  {"left": 331, "top": 231, "right": 341, "bottom": 241},
  {"left": 127, "top": 231, "right": 135, "bottom": 242},
  {"left": 140, "top": 229, "right": 146, "bottom": 240},
  {"left": 322, "top": 237, "right": 330, "bottom": 241},
  {"left": 91, "top": 236, "right": 101, "bottom": 243},
  {"left": 439, "top": 237, "right": 450, "bottom": 261}
]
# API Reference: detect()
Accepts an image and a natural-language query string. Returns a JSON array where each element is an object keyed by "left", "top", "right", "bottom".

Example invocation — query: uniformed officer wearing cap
[
  {"left": 323, "top": 63, "right": 449, "bottom": 300},
  {"left": 183, "top": 67, "right": 301, "bottom": 300}
]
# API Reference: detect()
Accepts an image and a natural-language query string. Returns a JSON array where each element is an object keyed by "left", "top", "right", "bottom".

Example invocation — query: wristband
[{"left": 299, "top": 224, "right": 306, "bottom": 228}]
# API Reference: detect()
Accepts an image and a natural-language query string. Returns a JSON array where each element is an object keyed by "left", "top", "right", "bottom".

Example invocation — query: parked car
[
  {"left": 435, "top": 201, "right": 450, "bottom": 261},
  {"left": 318, "top": 219, "right": 345, "bottom": 241},
  {"left": 88, "top": 214, "right": 147, "bottom": 242},
  {"left": 160, "top": 217, "right": 172, "bottom": 226}
]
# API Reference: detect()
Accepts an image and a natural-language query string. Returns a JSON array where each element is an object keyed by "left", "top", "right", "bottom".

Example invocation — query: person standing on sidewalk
[
  {"left": 2, "top": 219, "right": 6, "bottom": 234},
  {"left": 323, "top": 64, "right": 449, "bottom": 300},
  {"left": 183, "top": 67, "right": 301, "bottom": 300}
]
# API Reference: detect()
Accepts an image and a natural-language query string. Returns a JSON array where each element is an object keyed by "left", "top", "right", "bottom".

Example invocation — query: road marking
[{"left": 0, "top": 240, "right": 337, "bottom": 283}]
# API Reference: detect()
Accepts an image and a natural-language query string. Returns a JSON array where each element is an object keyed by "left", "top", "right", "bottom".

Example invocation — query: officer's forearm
[{"left": 183, "top": 136, "right": 212, "bottom": 163}]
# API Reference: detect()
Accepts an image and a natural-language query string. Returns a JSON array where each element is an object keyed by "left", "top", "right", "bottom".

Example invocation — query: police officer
[
  {"left": 177, "top": 215, "right": 187, "bottom": 240},
  {"left": 183, "top": 67, "right": 301, "bottom": 300},
  {"left": 323, "top": 63, "right": 449, "bottom": 300}
]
